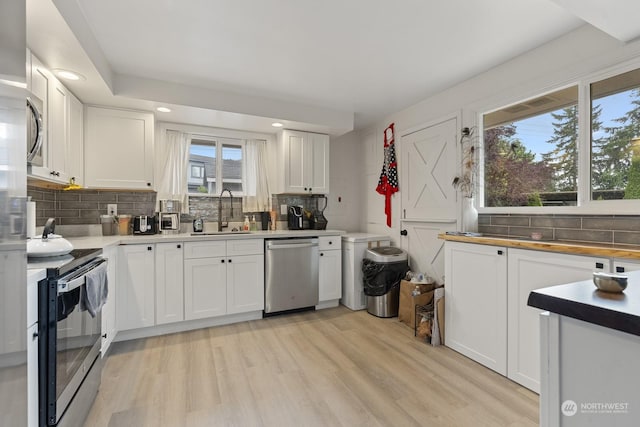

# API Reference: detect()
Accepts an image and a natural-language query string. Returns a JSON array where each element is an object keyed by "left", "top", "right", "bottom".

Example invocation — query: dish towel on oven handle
[
  {"left": 80, "top": 261, "right": 109, "bottom": 317},
  {"left": 376, "top": 123, "right": 399, "bottom": 227}
]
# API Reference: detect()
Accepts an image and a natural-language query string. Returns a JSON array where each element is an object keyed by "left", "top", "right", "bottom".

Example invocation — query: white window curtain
[
  {"left": 155, "top": 130, "right": 190, "bottom": 213},
  {"left": 242, "top": 139, "right": 271, "bottom": 212}
]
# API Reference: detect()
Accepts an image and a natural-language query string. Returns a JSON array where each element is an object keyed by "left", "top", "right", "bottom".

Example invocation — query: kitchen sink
[{"left": 190, "top": 231, "right": 252, "bottom": 236}]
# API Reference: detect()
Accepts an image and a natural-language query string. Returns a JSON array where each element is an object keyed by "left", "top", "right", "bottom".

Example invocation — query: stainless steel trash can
[{"left": 362, "top": 246, "right": 409, "bottom": 318}]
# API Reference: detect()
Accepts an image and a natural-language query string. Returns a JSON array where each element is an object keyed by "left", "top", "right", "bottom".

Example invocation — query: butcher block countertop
[{"left": 438, "top": 233, "right": 640, "bottom": 261}]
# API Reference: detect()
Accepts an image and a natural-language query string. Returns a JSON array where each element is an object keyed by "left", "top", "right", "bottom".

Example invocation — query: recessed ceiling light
[
  {"left": 156, "top": 107, "right": 171, "bottom": 113},
  {"left": 272, "top": 122, "right": 283, "bottom": 127},
  {"left": 52, "top": 69, "right": 85, "bottom": 81}
]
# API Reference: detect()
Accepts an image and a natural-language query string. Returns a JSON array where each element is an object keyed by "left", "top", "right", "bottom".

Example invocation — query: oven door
[
  {"left": 54, "top": 286, "right": 101, "bottom": 425},
  {"left": 41, "top": 261, "right": 104, "bottom": 426}
]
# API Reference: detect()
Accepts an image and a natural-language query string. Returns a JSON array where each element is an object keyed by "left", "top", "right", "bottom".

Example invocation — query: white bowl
[{"left": 593, "top": 271, "right": 628, "bottom": 293}]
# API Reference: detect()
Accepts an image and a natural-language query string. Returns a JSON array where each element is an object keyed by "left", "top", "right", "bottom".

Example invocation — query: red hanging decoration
[{"left": 376, "top": 123, "right": 398, "bottom": 227}]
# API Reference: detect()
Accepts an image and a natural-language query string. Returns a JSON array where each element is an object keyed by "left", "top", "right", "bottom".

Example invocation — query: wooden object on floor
[{"left": 84, "top": 306, "right": 538, "bottom": 427}]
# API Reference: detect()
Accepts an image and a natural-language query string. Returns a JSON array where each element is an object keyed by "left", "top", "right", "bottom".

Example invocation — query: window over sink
[{"left": 188, "top": 137, "right": 244, "bottom": 196}]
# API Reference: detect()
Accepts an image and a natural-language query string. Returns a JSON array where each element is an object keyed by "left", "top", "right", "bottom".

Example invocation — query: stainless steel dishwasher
[{"left": 264, "top": 238, "right": 319, "bottom": 314}]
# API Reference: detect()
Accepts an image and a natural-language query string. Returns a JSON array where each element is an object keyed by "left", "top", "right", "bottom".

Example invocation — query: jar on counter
[
  {"left": 117, "top": 214, "right": 132, "bottom": 235},
  {"left": 100, "top": 214, "right": 117, "bottom": 236}
]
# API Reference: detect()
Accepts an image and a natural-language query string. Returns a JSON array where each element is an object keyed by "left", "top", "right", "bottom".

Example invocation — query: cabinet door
[
  {"left": 155, "top": 243, "right": 185, "bottom": 325},
  {"left": 68, "top": 92, "right": 84, "bottom": 186},
  {"left": 101, "top": 247, "right": 117, "bottom": 355},
  {"left": 444, "top": 242, "right": 507, "bottom": 375},
  {"left": 282, "top": 130, "right": 307, "bottom": 193},
  {"left": 308, "top": 132, "right": 330, "bottom": 194},
  {"left": 226, "top": 254, "right": 264, "bottom": 314},
  {"left": 28, "top": 56, "right": 52, "bottom": 179},
  {"left": 184, "top": 257, "right": 227, "bottom": 320},
  {"left": 612, "top": 259, "right": 640, "bottom": 274},
  {"left": 117, "top": 245, "right": 155, "bottom": 331},
  {"left": 319, "top": 249, "right": 341, "bottom": 301},
  {"left": 48, "top": 79, "right": 70, "bottom": 183},
  {"left": 27, "top": 323, "right": 38, "bottom": 427},
  {"left": 507, "top": 249, "right": 609, "bottom": 392},
  {"left": 85, "top": 107, "right": 154, "bottom": 189}
]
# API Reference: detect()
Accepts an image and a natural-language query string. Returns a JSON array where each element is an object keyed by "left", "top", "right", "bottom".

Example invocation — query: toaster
[{"left": 133, "top": 215, "right": 157, "bottom": 235}]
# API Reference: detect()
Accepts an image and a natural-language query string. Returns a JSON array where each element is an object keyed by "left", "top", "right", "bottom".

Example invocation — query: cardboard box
[{"left": 398, "top": 280, "right": 437, "bottom": 329}]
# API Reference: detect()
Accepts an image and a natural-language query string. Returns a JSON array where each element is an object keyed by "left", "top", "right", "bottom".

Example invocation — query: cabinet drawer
[
  {"left": 226, "top": 238, "right": 264, "bottom": 256},
  {"left": 319, "top": 236, "right": 341, "bottom": 251},
  {"left": 184, "top": 241, "right": 226, "bottom": 259}
]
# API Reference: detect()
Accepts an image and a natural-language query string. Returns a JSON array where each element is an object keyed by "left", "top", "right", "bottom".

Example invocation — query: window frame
[
  {"left": 478, "top": 58, "right": 640, "bottom": 215},
  {"left": 187, "top": 134, "right": 246, "bottom": 197}
]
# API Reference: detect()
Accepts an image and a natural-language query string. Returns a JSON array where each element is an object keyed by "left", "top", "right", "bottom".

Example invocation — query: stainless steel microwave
[{"left": 26, "top": 95, "right": 44, "bottom": 166}]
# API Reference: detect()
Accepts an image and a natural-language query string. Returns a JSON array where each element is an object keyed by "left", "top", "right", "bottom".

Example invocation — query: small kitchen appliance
[
  {"left": 287, "top": 205, "right": 303, "bottom": 230},
  {"left": 193, "top": 217, "right": 204, "bottom": 233},
  {"left": 158, "top": 199, "right": 181, "bottom": 234},
  {"left": 133, "top": 215, "right": 156, "bottom": 234},
  {"left": 311, "top": 196, "right": 328, "bottom": 230},
  {"left": 27, "top": 96, "right": 44, "bottom": 166}
]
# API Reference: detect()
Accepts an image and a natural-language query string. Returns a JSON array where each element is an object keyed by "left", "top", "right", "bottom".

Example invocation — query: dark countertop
[{"left": 528, "top": 270, "right": 640, "bottom": 337}]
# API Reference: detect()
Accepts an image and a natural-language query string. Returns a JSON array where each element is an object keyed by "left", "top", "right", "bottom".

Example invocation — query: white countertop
[{"left": 66, "top": 229, "right": 345, "bottom": 250}]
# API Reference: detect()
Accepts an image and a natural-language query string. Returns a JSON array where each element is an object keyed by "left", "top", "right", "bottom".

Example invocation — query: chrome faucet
[{"left": 217, "top": 188, "right": 234, "bottom": 232}]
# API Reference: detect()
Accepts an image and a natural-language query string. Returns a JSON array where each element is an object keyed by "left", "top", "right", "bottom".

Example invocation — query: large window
[
  {"left": 483, "top": 86, "right": 578, "bottom": 207},
  {"left": 483, "top": 66, "right": 640, "bottom": 209},
  {"left": 590, "top": 68, "right": 640, "bottom": 200},
  {"left": 187, "top": 137, "right": 244, "bottom": 195}
]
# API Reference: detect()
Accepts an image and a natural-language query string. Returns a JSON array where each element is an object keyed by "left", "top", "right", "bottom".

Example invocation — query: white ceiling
[{"left": 27, "top": 0, "right": 636, "bottom": 136}]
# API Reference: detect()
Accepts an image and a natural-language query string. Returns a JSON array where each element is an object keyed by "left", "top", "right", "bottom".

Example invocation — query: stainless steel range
[{"left": 33, "top": 248, "right": 106, "bottom": 427}]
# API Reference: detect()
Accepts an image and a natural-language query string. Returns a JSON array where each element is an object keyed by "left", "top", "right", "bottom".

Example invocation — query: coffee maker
[
  {"left": 157, "top": 199, "right": 181, "bottom": 234},
  {"left": 287, "top": 205, "right": 303, "bottom": 230}
]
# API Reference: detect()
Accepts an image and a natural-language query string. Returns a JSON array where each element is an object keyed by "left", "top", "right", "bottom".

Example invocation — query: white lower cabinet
[
  {"left": 117, "top": 244, "right": 155, "bottom": 331},
  {"left": 184, "top": 239, "right": 264, "bottom": 319},
  {"left": 226, "top": 254, "right": 264, "bottom": 314},
  {"left": 318, "top": 236, "right": 342, "bottom": 303},
  {"left": 27, "top": 323, "right": 38, "bottom": 427},
  {"left": 507, "top": 249, "right": 608, "bottom": 393},
  {"left": 445, "top": 241, "right": 614, "bottom": 392},
  {"left": 444, "top": 242, "right": 508, "bottom": 375},
  {"left": 101, "top": 246, "right": 118, "bottom": 355},
  {"left": 155, "top": 243, "right": 185, "bottom": 325},
  {"left": 184, "top": 257, "right": 227, "bottom": 320},
  {"left": 613, "top": 258, "right": 640, "bottom": 273}
]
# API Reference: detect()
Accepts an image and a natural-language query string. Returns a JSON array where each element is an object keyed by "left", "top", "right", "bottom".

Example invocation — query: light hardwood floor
[{"left": 85, "top": 306, "right": 538, "bottom": 427}]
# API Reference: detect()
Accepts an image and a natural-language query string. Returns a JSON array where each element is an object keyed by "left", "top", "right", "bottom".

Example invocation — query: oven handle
[{"left": 57, "top": 258, "right": 107, "bottom": 293}]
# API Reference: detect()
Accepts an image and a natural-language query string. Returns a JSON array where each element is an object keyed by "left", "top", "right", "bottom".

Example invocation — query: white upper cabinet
[
  {"left": 28, "top": 53, "right": 83, "bottom": 185},
  {"left": 84, "top": 106, "right": 154, "bottom": 190},
  {"left": 274, "top": 129, "right": 330, "bottom": 194},
  {"left": 48, "top": 78, "right": 70, "bottom": 183},
  {"left": 68, "top": 92, "right": 84, "bottom": 186}
]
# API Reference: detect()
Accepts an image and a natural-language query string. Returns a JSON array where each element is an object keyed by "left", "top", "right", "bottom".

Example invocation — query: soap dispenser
[
  {"left": 243, "top": 215, "right": 250, "bottom": 231},
  {"left": 250, "top": 215, "right": 257, "bottom": 231}
]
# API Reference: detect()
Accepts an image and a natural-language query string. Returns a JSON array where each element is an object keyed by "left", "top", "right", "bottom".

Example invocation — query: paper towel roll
[{"left": 27, "top": 200, "right": 36, "bottom": 238}]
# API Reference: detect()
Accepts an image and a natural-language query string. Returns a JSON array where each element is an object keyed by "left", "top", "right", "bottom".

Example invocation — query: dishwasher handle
[{"left": 266, "top": 239, "right": 318, "bottom": 250}]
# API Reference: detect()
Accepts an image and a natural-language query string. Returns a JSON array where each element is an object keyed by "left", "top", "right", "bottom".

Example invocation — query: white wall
[
  {"left": 324, "top": 132, "right": 363, "bottom": 232},
  {"left": 358, "top": 25, "right": 640, "bottom": 242}
]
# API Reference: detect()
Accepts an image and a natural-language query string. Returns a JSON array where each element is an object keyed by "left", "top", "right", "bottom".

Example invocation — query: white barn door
[{"left": 400, "top": 117, "right": 458, "bottom": 283}]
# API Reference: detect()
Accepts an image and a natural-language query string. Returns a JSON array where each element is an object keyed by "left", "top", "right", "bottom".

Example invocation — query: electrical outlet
[
  {"left": 280, "top": 204, "right": 287, "bottom": 215},
  {"left": 107, "top": 204, "right": 117, "bottom": 216}
]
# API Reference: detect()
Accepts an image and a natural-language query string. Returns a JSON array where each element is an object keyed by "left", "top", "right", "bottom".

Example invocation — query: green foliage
[
  {"left": 197, "top": 185, "right": 208, "bottom": 193},
  {"left": 624, "top": 140, "right": 640, "bottom": 199},
  {"left": 484, "top": 125, "right": 553, "bottom": 207},
  {"left": 527, "top": 192, "right": 543, "bottom": 206},
  {"left": 541, "top": 106, "right": 579, "bottom": 192}
]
